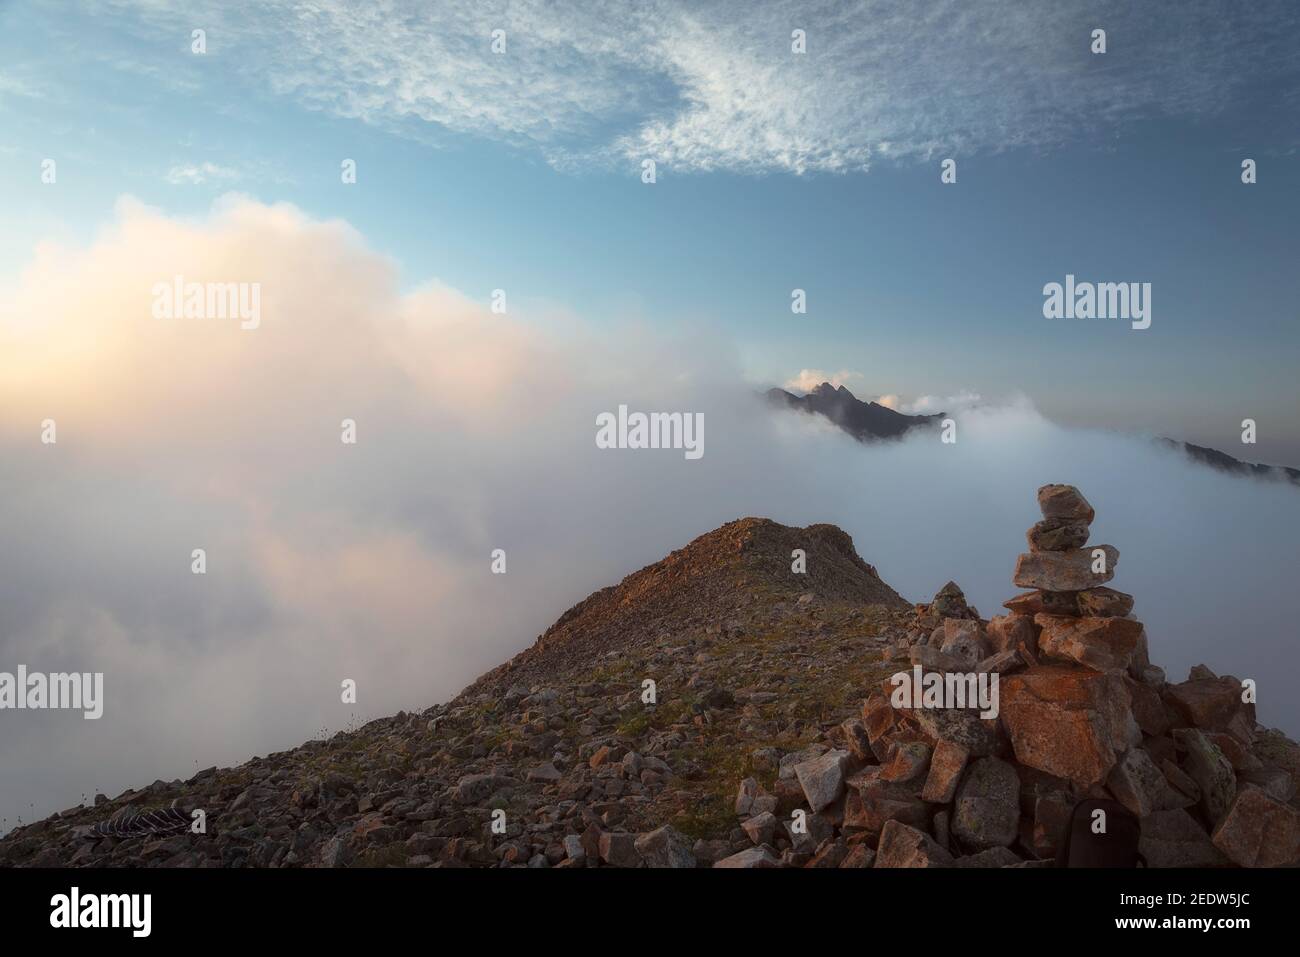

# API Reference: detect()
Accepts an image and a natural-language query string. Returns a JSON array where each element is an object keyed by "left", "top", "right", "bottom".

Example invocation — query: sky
[
  {"left": 1, "top": 1, "right": 1299, "bottom": 830},
  {"left": 2, "top": 0, "right": 1298, "bottom": 459}
]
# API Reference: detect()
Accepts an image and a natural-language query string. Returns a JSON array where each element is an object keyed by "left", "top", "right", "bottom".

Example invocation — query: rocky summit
[{"left": 2, "top": 495, "right": 1297, "bottom": 869}]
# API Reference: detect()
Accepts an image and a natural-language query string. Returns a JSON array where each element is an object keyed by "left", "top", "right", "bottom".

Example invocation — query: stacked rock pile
[{"left": 721, "top": 484, "right": 1299, "bottom": 868}]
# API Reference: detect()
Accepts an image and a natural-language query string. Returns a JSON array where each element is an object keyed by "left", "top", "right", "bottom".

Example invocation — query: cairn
[{"left": 721, "top": 484, "right": 1299, "bottom": 868}]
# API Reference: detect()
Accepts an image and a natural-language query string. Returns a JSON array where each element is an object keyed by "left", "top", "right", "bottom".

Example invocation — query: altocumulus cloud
[
  {"left": 2, "top": 197, "right": 1298, "bottom": 830},
  {"left": 100, "top": 0, "right": 1300, "bottom": 174}
]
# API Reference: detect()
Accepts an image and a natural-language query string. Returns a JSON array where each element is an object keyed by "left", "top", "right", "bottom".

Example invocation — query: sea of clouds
[{"left": 2, "top": 197, "right": 1296, "bottom": 831}]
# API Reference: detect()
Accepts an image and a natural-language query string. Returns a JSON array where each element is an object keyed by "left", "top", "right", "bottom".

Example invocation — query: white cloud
[
  {"left": 4, "top": 197, "right": 1300, "bottom": 835},
  {"left": 102, "top": 0, "right": 1300, "bottom": 174},
  {"left": 783, "top": 368, "right": 863, "bottom": 392},
  {"left": 165, "top": 162, "right": 240, "bottom": 185}
]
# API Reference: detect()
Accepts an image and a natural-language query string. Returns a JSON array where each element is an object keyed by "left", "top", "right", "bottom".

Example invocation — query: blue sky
[{"left": 2, "top": 0, "right": 1299, "bottom": 460}]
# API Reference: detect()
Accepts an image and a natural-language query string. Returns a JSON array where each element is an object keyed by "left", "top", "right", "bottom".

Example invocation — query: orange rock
[
  {"left": 999, "top": 665, "right": 1134, "bottom": 788},
  {"left": 1035, "top": 614, "right": 1146, "bottom": 674}
]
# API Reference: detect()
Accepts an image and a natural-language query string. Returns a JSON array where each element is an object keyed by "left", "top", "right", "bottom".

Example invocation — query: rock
[
  {"left": 1013, "top": 546, "right": 1118, "bottom": 592},
  {"left": 793, "top": 749, "right": 849, "bottom": 812},
  {"left": 598, "top": 832, "right": 640, "bottom": 868},
  {"left": 911, "top": 705, "right": 1001, "bottom": 758},
  {"left": 454, "top": 773, "right": 499, "bottom": 804},
  {"left": 840, "top": 718, "right": 873, "bottom": 762},
  {"left": 929, "top": 581, "right": 975, "bottom": 620},
  {"left": 976, "top": 650, "right": 1023, "bottom": 675},
  {"left": 839, "top": 844, "right": 876, "bottom": 868},
  {"left": 563, "top": 833, "right": 586, "bottom": 863},
  {"left": 880, "top": 742, "right": 931, "bottom": 784},
  {"left": 692, "top": 839, "right": 731, "bottom": 865},
  {"left": 874, "top": 820, "right": 954, "bottom": 868},
  {"left": 1125, "top": 677, "right": 1173, "bottom": 737},
  {"left": 987, "top": 614, "right": 1040, "bottom": 655},
  {"left": 1175, "top": 729, "right": 1237, "bottom": 827},
  {"left": 954, "top": 846, "right": 1022, "bottom": 867},
  {"left": 735, "top": 777, "right": 759, "bottom": 816},
  {"left": 1031, "top": 791, "right": 1073, "bottom": 859},
  {"left": 1004, "top": 590, "right": 1080, "bottom": 618},
  {"left": 844, "top": 767, "right": 929, "bottom": 838},
  {"left": 1139, "top": 809, "right": 1230, "bottom": 868},
  {"left": 1037, "top": 484, "right": 1095, "bottom": 522},
  {"left": 952, "top": 757, "right": 1020, "bottom": 850},
  {"left": 741, "top": 812, "right": 778, "bottom": 845},
  {"left": 1164, "top": 676, "right": 1256, "bottom": 744},
  {"left": 1206, "top": 732, "right": 1262, "bottom": 771},
  {"left": 939, "top": 621, "right": 989, "bottom": 668},
  {"left": 910, "top": 644, "right": 969, "bottom": 674},
  {"left": 1077, "top": 587, "right": 1135, "bottom": 617},
  {"left": 999, "top": 666, "right": 1134, "bottom": 788},
  {"left": 1211, "top": 787, "right": 1300, "bottom": 868},
  {"left": 921, "top": 738, "right": 970, "bottom": 804},
  {"left": 526, "top": 763, "right": 562, "bottom": 784},
  {"left": 807, "top": 840, "right": 851, "bottom": 868},
  {"left": 319, "top": 835, "right": 352, "bottom": 868},
  {"left": 1238, "top": 767, "right": 1296, "bottom": 804},
  {"left": 779, "top": 744, "right": 827, "bottom": 779},
  {"left": 634, "top": 825, "right": 696, "bottom": 869},
  {"left": 1027, "top": 518, "right": 1090, "bottom": 552},
  {"left": 1158, "top": 758, "right": 1200, "bottom": 804},
  {"left": 1106, "top": 748, "right": 1186, "bottom": 817},
  {"left": 1035, "top": 614, "right": 1147, "bottom": 674},
  {"left": 714, "top": 847, "right": 779, "bottom": 868}
]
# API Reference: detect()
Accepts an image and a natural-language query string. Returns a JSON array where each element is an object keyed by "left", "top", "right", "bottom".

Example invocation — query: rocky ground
[{"left": 2, "top": 489, "right": 1297, "bottom": 868}]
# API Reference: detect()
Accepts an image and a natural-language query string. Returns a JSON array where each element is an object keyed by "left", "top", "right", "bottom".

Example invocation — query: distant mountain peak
[{"left": 766, "top": 381, "right": 942, "bottom": 441}]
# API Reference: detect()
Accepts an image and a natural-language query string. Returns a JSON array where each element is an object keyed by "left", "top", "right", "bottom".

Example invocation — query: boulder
[
  {"left": 741, "top": 812, "right": 778, "bottom": 846},
  {"left": 1035, "top": 614, "right": 1147, "bottom": 674},
  {"left": 987, "top": 614, "right": 1040, "bottom": 655},
  {"left": 713, "top": 847, "right": 779, "bottom": 868},
  {"left": 1106, "top": 748, "right": 1186, "bottom": 817},
  {"left": 1211, "top": 787, "right": 1300, "bottom": 868},
  {"left": 999, "top": 666, "right": 1135, "bottom": 788},
  {"left": 1004, "top": 590, "right": 1080, "bottom": 618},
  {"left": 880, "top": 741, "right": 932, "bottom": 784},
  {"left": 929, "top": 581, "right": 976, "bottom": 620},
  {"left": 1077, "top": 587, "right": 1135, "bottom": 617},
  {"left": 874, "top": 820, "right": 954, "bottom": 868},
  {"left": 1037, "top": 484, "right": 1095, "bottom": 522},
  {"left": 633, "top": 825, "right": 695, "bottom": 868},
  {"left": 1139, "top": 809, "right": 1230, "bottom": 867},
  {"left": 1027, "top": 518, "right": 1090, "bottom": 552},
  {"left": 951, "top": 756, "right": 1020, "bottom": 850},
  {"left": 793, "top": 749, "right": 849, "bottom": 812},
  {"left": 598, "top": 832, "right": 640, "bottom": 868},
  {"left": 922, "top": 738, "right": 970, "bottom": 804},
  {"left": 1013, "top": 546, "right": 1118, "bottom": 592},
  {"left": 1164, "top": 676, "right": 1256, "bottom": 745},
  {"left": 1174, "top": 728, "right": 1237, "bottom": 827}
]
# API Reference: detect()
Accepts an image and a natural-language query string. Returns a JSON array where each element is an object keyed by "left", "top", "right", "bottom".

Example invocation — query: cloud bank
[
  {"left": 102, "top": 0, "right": 1300, "bottom": 174},
  {"left": 3, "top": 197, "right": 1298, "bottom": 831}
]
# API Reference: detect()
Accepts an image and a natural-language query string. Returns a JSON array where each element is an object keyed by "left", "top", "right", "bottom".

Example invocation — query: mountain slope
[{"left": 2, "top": 507, "right": 1296, "bottom": 869}]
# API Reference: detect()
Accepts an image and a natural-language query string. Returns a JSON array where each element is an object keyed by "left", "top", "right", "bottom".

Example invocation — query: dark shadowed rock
[
  {"left": 952, "top": 757, "right": 1020, "bottom": 850},
  {"left": 874, "top": 820, "right": 954, "bottom": 868}
]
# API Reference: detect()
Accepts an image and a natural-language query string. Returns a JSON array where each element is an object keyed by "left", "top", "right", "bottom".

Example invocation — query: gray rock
[
  {"left": 952, "top": 757, "right": 1020, "bottom": 850},
  {"left": 713, "top": 846, "right": 779, "bottom": 868},
  {"left": 874, "top": 820, "right": 954, "bottom": 868},
  {"left": 1175, "top": 728, "right": 1236, "bottom": 826},
  {"left": 634, "top": 825, "right": 696, "bottom": 868},
  {"left": 793, "top": 749, "right": 849, "bottom": 812}
]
